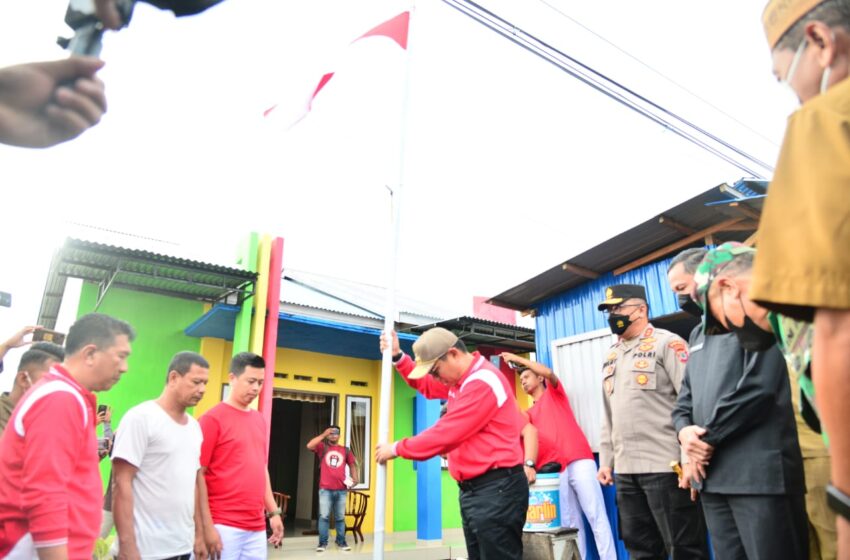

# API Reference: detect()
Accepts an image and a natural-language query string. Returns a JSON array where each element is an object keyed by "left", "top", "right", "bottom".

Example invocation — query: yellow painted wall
[{"left": 192, "top": 340, "right": 391, "bottom": 534}]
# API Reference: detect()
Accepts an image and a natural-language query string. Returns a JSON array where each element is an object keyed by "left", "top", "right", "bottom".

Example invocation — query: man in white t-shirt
[{"left": 112, "top": 351, "right": 209, "bottom": 560}]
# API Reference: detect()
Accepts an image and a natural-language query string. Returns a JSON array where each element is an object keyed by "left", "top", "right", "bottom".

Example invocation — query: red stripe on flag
[
  {"left": 355, "top": 11, "right": 410, "bottom": 50},
  {"left": 308, "top": 72, "right": 335, "bottom": 110}
]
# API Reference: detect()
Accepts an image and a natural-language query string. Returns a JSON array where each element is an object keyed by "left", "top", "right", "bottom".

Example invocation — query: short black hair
[
  {"left": 328, "top": 424, "right": 341, "bottom": 431},
  {"left": 230, "top": 352, "right": 265, "bottom": 376},
  {"left": 65, "top": 313, "right": 136, "bottom": 355},
  {"left": 30, "top": 341, "right": 65, "bottom": 361},
  {"left": 18, "top": 349, "right": 57, "bottom": 373},
  {"left": 166, "top": 351, "right": 210, "bottom": 381},
  {"left": 668, "top": 248, "right": 708, "bottom": 275},
  {"left": 453, "top": 339, "right": 468, "bottom": 353}
]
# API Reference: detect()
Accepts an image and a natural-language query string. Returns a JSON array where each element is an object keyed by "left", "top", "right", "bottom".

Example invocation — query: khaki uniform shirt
[
  {"left": 0, "top": 393, "right": 15, "bottom": 434},
  {"left": 750, "top": 76, "right": 850, "bottom": 321},
  {"left": 600, "top": 324, "right": 689, "bottom": 473}
]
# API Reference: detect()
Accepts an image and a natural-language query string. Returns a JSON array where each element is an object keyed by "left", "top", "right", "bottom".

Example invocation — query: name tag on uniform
[{"left": 689, "top": 343, "right": 704, "bottom": 352}]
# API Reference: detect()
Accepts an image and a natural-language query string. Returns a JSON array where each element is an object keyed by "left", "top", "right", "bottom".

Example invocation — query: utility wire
[
  {"left": 441, "top": 0, "right": 772, "bottom": 178},
  {"left": 534, "top": 0, "right": 781, "bottom": 148}
]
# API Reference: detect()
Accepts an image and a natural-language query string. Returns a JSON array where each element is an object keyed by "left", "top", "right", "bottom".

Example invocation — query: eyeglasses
[
  {"left": 428, "top": 352, "right": 449, "bottom": 377},
  {"left": 603, "top": 303, "right": 640, "bottom": 315}
]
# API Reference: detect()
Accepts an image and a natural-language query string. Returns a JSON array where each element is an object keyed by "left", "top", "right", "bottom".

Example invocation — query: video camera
[{"left": 58, "top": 0, "right": 225, "bottom": 56}]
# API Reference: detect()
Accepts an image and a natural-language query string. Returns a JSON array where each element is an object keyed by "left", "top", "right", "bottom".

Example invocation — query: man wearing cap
[
  {"left": 596, "top": 284, "right": 709, "bottom": 559},
  {"left": 376, "top": 328, "right": 529, "bottom": 560},
  {"left": 669, "top": 244, "right": 810, "bottom": 559},
  {"left": 758, "top": 2, "right": 850, "bottom": 556}
]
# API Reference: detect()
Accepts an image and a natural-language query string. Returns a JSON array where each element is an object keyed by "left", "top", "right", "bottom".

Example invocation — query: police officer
[{"left": 596, "top": 284, "right": 709, "bottom": 560}]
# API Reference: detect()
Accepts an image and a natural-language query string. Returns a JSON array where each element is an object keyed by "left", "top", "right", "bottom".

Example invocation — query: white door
[{"left": 550, "top": 328, "right": 616, "bottom": 452}]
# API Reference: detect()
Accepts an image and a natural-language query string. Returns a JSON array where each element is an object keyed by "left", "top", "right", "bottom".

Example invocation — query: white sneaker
[
  {"left": 316, "top": 545, "right": 327, "bottom": 552},
  {"left": 338, "top": 543, "right": 352, "bottom": 551}
]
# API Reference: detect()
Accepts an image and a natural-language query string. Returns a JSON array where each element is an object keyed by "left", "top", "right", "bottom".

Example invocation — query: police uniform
[{"left": 598, "top": 284, "right": 709, "bottom": 560}]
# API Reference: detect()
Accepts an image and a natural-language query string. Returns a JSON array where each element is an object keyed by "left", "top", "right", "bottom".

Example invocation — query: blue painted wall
[{"left": 535, "top": 256, "right": 679, "bottom": 367}]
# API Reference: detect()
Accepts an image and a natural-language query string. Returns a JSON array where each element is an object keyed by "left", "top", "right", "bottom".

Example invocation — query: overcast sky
[{"left": 0, "top": 0, "right": 791, "bottom": 381}]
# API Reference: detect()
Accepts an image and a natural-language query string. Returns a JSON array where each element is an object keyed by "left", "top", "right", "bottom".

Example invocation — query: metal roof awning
[
  {"left": 402, "top": 316, "right": 535, "bottom": 352},
  {"left": 38, "top": 238, "right": 257, "bottom": 329},
  {"left": 184, "top": 304, "right": 418, "bottom": 360},
  {"left": 488, "top": 179, "right": 766, "bottom": 311}
]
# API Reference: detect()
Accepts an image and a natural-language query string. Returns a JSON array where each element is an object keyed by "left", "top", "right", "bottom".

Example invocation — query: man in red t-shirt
[
  {"left": 197, "top": 353, "right": 283, "bottom": 560},
  {"left": 502, "top": 352, "right": 616, "bottom": 560},
  {"left": 306, "top": 426, "right": 358, "bottom": 552}
]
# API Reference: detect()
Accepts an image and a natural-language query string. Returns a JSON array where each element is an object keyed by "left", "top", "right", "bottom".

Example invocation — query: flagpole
[{"left": 374, "top": 6, "right": 415, "bottom": 559}]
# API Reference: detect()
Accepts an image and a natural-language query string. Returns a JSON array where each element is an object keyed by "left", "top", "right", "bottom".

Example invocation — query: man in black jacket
[{"left": 670, "top": 244, "right": 808, "bottom": 559}]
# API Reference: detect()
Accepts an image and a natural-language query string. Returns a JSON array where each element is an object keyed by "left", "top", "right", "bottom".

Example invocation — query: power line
[
  {"left": 534, "top": 0, "right": 781, "bottom": 148},
  {"left": 440, "top": 0, "right": 773, "bottom": 179}
]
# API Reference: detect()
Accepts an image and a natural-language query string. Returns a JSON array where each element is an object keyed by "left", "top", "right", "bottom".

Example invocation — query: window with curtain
[{"left": 345, "top": 396, "right": 371, "bottom": 489}]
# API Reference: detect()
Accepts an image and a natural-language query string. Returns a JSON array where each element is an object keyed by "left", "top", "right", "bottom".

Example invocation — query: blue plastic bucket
[{"left": 524, "top": 472, "right": 561, "bottom": 531}]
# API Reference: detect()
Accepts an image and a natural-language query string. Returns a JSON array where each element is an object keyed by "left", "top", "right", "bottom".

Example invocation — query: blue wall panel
[{"left": 535, "top": 256, "right": 679, "bottom": 367}]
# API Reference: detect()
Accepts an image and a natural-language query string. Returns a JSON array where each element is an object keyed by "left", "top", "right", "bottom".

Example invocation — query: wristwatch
[
  {"left": 266, "top": 509, "right": 282, "bottom": 518},
  {"left": 524, "top": 460, "right": 536, "bottom": 470}
]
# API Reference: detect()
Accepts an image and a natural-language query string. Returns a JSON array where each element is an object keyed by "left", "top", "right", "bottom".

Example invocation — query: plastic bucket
[{"left": 524, "top": 472, "right": 561, "bottom": 531}]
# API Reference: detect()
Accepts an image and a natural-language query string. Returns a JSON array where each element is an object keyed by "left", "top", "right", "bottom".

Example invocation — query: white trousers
[
  {"left": 559, "top": 458, "right": 617, "bottom": 560},
  {"left": 215, "top": 524, "right": 267, "bottom": 560}
]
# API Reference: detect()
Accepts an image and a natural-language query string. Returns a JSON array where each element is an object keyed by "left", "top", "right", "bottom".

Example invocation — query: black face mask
[
  {"left": 677, "top": 293, "right": 703, "bottom": 317},
  {"left": 607, "top": 313, "right": 632, "bottom": 335},
  {"left": 723, "top": 294, "right": 775, "bottom": 352}
]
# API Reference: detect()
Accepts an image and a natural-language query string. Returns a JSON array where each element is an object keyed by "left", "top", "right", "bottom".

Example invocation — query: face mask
[
  {"left": 607, "top": 313, "right": 632, "bottom": 335},
  {"left": 677, "top": 293, "right": 703, "bottom": 317},
  {"left": 723, "top": 294, "right": 775, "bottom": 352},
  {"left": 782, "top": 36, "right": 835, "bottom": 102}
]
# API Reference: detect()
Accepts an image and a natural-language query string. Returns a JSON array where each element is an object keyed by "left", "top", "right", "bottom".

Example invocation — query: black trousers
[
  {"left": 615, "top": 472, "right": 710, "bottom": 560},
  {"left": 459, "top": 469, "right": 529, "bottom": 560},
  {"left": 701, "top": 491, "right": 808, "bottom": 560}
]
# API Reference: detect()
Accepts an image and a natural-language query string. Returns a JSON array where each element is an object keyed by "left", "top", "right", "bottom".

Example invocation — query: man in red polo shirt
[
  {"left": 0, "top": 313, "right": 135, "bottom": 560},
  {"left": 502, "top": 352, "right": 616, "bottom": 560},
  {"left": 376, "top": 328, "right": 530, "bottom": 560}
]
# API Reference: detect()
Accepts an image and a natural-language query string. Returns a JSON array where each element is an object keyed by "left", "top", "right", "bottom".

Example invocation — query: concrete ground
[{"left": 268, "top": 529, "right": 468, "bottom": 560}]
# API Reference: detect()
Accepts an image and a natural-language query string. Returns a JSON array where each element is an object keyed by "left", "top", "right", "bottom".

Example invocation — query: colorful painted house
[{"left": 36, "top": 234, "right": 535, "bottom": 540}]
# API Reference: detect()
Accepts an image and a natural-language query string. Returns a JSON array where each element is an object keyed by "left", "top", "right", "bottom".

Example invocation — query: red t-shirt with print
[{"left": 314, "top": 442, "right": 356, "bottom": 490}]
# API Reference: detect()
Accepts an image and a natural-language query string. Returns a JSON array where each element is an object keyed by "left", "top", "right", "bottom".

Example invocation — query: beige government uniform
[{"left": 599, "top": 323, "right": 689, "bottom": 472}]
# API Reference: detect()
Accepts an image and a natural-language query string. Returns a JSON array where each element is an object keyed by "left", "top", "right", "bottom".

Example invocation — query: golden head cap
[{"left": 763, "top": 0, "right": 825, "bottom": 49}]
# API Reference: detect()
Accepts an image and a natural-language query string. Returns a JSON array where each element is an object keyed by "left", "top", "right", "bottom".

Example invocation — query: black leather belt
[{"left": 458, "top": 464, "right": 523, "bottom": 491}]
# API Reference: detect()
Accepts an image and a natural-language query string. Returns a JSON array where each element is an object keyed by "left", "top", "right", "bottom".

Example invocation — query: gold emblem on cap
[{"left": 606, "top": 287, "right": 613, "bottom": 299}]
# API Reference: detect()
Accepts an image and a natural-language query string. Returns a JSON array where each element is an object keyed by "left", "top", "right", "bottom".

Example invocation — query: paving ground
[{"left": 267, "top": 529, "right": 468, "bottom": 560}]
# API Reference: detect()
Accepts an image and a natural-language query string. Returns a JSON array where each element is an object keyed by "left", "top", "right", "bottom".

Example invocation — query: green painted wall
[
  {"left": 77, "top": 282, "right": 204, "bottom": 485},
  {"left": 391, "top": 377, "right": 461, "bottom": 532}
]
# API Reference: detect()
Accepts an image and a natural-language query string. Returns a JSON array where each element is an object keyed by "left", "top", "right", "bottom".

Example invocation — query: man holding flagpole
[{"left": 376, "top": 328, "right": 529, "bottom": 560}]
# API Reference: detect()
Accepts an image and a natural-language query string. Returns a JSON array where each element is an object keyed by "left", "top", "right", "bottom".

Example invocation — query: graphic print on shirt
[{"left": 325, "top": 449, "right": 345, "bottom": 469}]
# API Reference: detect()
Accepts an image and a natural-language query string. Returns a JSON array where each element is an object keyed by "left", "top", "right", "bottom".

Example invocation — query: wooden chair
[
  {"left": 272, "top": 492, "right": 291, "bottom": 518},
  {"left": 344, "top": 490, "right": 369, "bottom": 544}
]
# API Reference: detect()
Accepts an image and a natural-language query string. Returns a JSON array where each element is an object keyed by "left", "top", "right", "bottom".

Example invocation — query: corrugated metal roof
[
  {"left": 403, "top": 315, "right": 535, "bottom": 352},
  {"left": 489, "top": 180, "right": 765, "bottom": 311},
  {"left": 282, "top": 270, "right": 458, "bottom": 325},
  {"left": 37, "top": 238, "right": 257, "bottom": 328}
]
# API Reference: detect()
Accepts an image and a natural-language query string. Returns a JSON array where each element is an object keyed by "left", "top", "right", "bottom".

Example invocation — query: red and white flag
[{"left": 264, "top": 11, "right": 410, "bottom": 128}]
